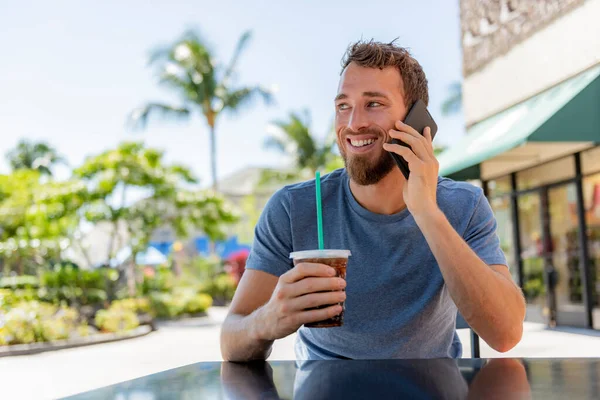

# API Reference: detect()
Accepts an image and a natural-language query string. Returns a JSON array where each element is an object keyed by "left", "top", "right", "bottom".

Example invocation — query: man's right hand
[{"left": 255, "top": 262, "right": 346, "bottom": 341}]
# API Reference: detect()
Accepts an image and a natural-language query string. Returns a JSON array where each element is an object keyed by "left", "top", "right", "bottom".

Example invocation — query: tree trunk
[
  {"left": 127, "top": 253, "right": 137, "bottom": 298},
  {"left": 106, "top": 222, "right": 118, "bottom": 266},
  {"left": 210, "top": 124, "right": 218, "bottom": 191},
  {"left": 209, "top": 123, "right": 218, "bottom": 256}
]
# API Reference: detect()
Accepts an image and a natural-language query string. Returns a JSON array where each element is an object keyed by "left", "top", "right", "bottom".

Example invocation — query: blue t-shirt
[{"left": 245, "top": 168, "right": 507, "bottom": 360}]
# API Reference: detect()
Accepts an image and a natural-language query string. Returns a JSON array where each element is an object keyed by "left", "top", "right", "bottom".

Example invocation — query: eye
[
  {"left": 367, "top": 101, "right": 382, "bottom": 108},
  {"left": 336, "top": 103, "right": 350, "bottom": 111}
]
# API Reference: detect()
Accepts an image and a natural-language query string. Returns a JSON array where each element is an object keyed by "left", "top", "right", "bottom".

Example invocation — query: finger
[
  {"left": 287, "top": 276, "right": 346, "bottom": 297},
  {"left": 289, "top": 291, "right": 346, "bottom": 311},
  {"left": 423, "top": 127, "right": 435, "bottom": 157},
  {"left": 282, "top": 262, "right": 336, "bottom": 284},
  {"left": 388, "top": 129, "right": 429, "bottom": 160},
  {"left": 395, "top": 120, "right": 425, "bottom": 141},
  {"left": 383, "top": 143, "right": 423, "bottom": 170},
  {"left": 295, "top": 304, "right": 343, "bottom": 325}
]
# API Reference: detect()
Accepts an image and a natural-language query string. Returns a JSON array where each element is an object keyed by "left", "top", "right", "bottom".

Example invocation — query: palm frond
[
  {"left": 221, "top": 86, "right": 273, "bottom": 114},
  {"left": 222, "top": 31, "right": 252, "bottom": 83},
  {"left": 263, "top": 136, "right": 288, "bottom": 153},
  {"left": 128, "top": 103, "right": 191, "bottom": 131},
  {"left": 158, "top": 71, "right": 205, "bottom": 105}
]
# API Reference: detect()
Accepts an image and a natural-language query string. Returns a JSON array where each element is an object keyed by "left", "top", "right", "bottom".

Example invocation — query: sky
[{"left": 0, "top": 0, "right": 466, "bottom": 188}]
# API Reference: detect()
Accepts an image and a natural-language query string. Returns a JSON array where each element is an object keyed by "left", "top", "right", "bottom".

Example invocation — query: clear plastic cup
[{"left": 289, "top": 249, "right": 351, "bottom": 328}]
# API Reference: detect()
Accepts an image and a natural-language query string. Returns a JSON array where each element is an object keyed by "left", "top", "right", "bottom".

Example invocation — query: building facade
[{"left": 440, "top": 0, "right": 600, "bottom": 328}]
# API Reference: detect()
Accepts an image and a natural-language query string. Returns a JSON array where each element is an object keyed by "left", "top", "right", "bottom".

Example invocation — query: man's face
[{"left": 334, "top": 62, "right": 408, "bottom": 185}]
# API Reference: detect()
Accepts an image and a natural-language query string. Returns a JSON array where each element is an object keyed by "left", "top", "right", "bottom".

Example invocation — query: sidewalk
[{"left": 2, "top": 307, "right": 600, "bottom": 399}]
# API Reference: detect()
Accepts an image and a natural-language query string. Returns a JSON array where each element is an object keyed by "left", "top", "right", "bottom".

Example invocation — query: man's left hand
[{"left": 383, "top": 120, "right": 439, "bottom": 217}]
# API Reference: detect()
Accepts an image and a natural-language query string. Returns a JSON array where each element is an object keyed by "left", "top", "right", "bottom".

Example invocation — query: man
[{"left": 220, "top": 39, "right": 525, "bottom": 361}]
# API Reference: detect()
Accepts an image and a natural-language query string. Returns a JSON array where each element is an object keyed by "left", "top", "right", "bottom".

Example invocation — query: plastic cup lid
[{"left": 289, "top": 249, "right": 351, "bottom": 259}]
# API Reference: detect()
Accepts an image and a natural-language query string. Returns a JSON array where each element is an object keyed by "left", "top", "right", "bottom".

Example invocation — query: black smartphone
[{"left": 389, "top": 99, "right": 438, "bottom": 180}]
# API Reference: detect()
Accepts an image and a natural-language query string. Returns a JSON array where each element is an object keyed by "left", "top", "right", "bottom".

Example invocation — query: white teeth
[{"left": 350, "top": 138, "right": 375, "bottom": 147}]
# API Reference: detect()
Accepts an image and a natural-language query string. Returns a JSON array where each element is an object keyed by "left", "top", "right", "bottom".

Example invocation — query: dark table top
[{"left": 64, "top": 358, "right": 600, "bottom": 399}]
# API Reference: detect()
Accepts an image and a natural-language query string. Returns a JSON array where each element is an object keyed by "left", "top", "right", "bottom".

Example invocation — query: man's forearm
[
  {"left": 414, "top": 208, "right": 525, "bottom": 352},
  {"left": 220, "top": 307, "right": 274, "bottom": 362}
]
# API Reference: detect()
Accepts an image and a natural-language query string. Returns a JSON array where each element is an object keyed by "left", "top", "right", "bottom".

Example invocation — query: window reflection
[
  {"left": 548, "top": 183, "right": 585, "bottom": 326},
  {"left": 518, "top": 193, "right": 546, "bottom": 323},
  {"left": 583, "top": 173, "right": 600, "bottom": 329},
  {"left": 490, "top": 195, "right": 517, "bottom": 283}
]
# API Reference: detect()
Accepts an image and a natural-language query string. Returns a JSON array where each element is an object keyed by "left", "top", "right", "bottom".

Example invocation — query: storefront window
[
  {"left": 490, "top": 196, "right": 517, "bottom": 283},
  {"left": 487, "top": 175, "right": 512, "bottom": 198},
  {"left": 517, "top": 156, "right": 575, "bottom": 191},
  {"left": 584, "top": 173, "right": 600, "bottom": 329},
  {"left": 582, "top": 146, "right": 600, "bottom": 175},
  {"left": 518, "top": 192, "right": 546, "bottom": 323},
  {"left": 548, "top": 183, "right": 584, "bottom": 321}
]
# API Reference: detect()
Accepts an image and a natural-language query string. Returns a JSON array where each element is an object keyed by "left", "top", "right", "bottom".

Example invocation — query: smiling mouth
[{"left": 347, "top": 137, "right": 379, "bottom": 152}]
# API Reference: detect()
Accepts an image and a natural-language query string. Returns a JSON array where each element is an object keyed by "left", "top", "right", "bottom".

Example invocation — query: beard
[{"left": 339, "top": 127, "right": 396, "bottom": 186}]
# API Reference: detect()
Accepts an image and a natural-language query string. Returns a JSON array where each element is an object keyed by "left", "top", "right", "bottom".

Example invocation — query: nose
[{"left": 347, "top": 107, "right": 369, "bottom": 132}]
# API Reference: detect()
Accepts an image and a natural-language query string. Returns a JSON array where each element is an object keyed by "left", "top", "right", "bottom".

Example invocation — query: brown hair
[{"left": 341, "top": 39, "right": 429, "bottom": 108}]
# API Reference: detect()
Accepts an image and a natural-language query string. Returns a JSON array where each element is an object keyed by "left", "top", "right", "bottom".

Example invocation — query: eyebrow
[{"left": 334, "top": 91, "right": 390, "bottom": 101}]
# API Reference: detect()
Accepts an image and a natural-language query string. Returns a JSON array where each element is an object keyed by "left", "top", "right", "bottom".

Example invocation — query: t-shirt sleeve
[
  {"left": 245, "top": 187, "right": 294, "bottom": 277},
  {"left": 463, "top": 189, "right": 509, "bottom": 268}
]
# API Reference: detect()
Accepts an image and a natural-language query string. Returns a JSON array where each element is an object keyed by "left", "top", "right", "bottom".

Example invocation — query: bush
[
  {"left": 0, "top": 275, "right": 39, "bottom": 289},
  {"left": 183, "top": 293, "right": 212, "bottom": 315},
  {"left": 0, "top": 288, "right": 38, "bottom": 310},
  {"left": 95, "top": 308, "right": 139, "bottom": 333},
  {"left": 39, "top": 319, "right": 70, "bottom": 342},
  {"left": 76, "top": 323, "right": 98, "bottom": 337},
  {"left": 0, "top": 301, "right": 81, "bottom": 345},
  {"left": 148, "top": 292, "right": 184, "bottom": 318},
  {"left": 110, "top": 298, "right": 151, "bottom": 314},
  {"left": 39, "top": 265, "right": 114, "bottom": 306},
  {"left": 148, "top": 289, "right": 213, "bottom": 319},
  {"left": 201, "top": 274, "right": 236, "bottom": 305},
  {"left": 140, "top": 267, "right": 175, "bottom": 295}
]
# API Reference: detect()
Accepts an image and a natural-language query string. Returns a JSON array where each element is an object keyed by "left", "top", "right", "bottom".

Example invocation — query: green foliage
[
  {"left": 0, "top": 169, "right": 89, "bottom": 274},
  {"left": 0, "top": 301, "right": 80, "bottom": 345},
  {"left": 95, "top": 307, "right": 139, "bottom": 333},
  {"left": 74, "top": 142, "right": 238, "bottom": 264},
  {"left": 200, "top": 273, "right": 236, "bottom": 304},
  {"left": 38, "top": 265, "right": 114, "bottom": 306},
  {"left": 148, "top": 291, "right": 186, "bottom": 318},
  {"left": 110, "top": 298, "right": 151, "bottom": 314},
  {"left": 148, "top": 288, "right": 212, "bottom": 318},
  {"left": 140, "top": 267, "right": 175, "bottom": 295},
  {"left": 184, "top": 293, "right": 213, "bottom": 314},
  {"left": 0, "top": 288, "right": 38, "bottom": 310},
  {"left": 0, "top": 275, "right": 39, "bottom": 289},
  {"left": 76, "top": 323, "right": 96, "bottom": 337},
  {"left": 5, "top": 139, "right": 66, "bottom": 176},
  {"left": 523, "top": 257, "right": 545, "bottom": 301},
  {"left": 324, "top": 156, "right": 345, "bottom": 173},
  {"left": 261, "top": 111, "right": 338, "bottom": 186},
  {"left": 186, "top": 256, "right": 223, "bottom": 283}
]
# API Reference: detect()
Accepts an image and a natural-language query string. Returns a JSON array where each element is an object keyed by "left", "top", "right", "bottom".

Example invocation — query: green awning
[{"left": 439, "top": 64, "right": 600, "bottom": 180}]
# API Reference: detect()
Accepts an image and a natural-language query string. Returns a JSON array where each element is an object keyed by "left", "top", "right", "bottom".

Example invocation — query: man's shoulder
[
  {"left": 265, "top": 168, "right": 346, "bottom": 210},
  {"left": 436, "top": 176, "right": 484, "bottom": 209},
  {"left": 282, "top": 168, "right": 346, "bottom": 197}
]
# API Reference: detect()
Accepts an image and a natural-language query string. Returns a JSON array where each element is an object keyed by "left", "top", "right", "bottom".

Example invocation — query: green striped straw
[{"left": 315, "top": 171, "right": 324, "bottom": 250}]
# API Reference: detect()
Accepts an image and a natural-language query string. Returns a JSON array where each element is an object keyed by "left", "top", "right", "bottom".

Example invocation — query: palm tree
[
  {"left": 129, "top": 29, "right": 273, "bottom": 191},
  {"left": 261, "top": 110, "right": 339, "bottom": 185},
  {"left": 441, "top": 81, "right": 463, "bottom": 116},
  {"left": 5, "top": 139, "right": 65, "bottom": 176}
]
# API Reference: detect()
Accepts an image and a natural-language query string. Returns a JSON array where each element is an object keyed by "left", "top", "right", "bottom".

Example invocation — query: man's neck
[{"left": 348, "top": 168, "right": 407, "bottom": 215}]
